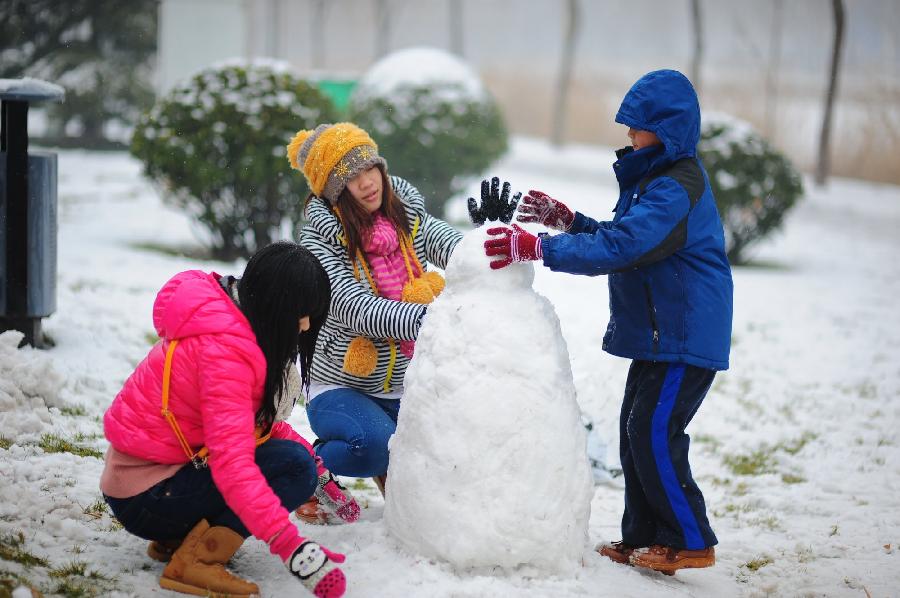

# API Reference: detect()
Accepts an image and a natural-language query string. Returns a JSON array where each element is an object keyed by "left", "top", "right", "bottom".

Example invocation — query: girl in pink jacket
[{"left": 101, "top": 242, "right": 358, "bottom": 598}]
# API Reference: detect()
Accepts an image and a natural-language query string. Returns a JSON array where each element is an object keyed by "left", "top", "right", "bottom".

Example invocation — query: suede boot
[{"left": 159, "top": 519, "right": 259, "bottom": 597}]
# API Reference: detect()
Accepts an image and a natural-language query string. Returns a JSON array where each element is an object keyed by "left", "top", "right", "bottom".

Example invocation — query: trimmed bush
[
  {"left": 348, "top": 47, "right": 508, "bottom": 218},
  {"left": 130, "top": 61, "right": 339, "bottom": 260},
  {"left": 699, "top": 115, "right": 804, "bottom": 264}
]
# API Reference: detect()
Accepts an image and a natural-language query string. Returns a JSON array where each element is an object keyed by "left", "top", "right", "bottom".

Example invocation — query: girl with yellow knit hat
[{"left": 287, "top": 122, "right": 463, "bottom": 521}]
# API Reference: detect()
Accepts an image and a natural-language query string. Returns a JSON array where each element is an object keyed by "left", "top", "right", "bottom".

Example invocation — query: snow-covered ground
[{"left": 1, "top": 138, "right": 898, "bottom": 597}]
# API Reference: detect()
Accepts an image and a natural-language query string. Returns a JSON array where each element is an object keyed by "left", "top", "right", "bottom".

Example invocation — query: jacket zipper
[{"left": 643, "top": 282, "right": 660, "bottom": 352}]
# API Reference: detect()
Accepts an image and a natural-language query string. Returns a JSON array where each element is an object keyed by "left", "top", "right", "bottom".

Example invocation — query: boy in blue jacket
[{"left": 484, "top": 69, "right": 732, "bottom": 575}]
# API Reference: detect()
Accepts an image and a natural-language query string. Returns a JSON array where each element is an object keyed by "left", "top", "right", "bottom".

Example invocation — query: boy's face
[{"left": 627, "top": 127, "right": 662, "bottom": 151}]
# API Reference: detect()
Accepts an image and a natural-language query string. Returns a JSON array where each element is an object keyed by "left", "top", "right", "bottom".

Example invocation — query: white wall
[{"left": 157, "top": 0, "right": 247, "bottom": 93}]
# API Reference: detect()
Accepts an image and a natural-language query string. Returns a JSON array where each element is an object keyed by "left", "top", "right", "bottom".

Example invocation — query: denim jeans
[
  {"left": 306, "top": 387, "right": 401, "bottom": 478},
  {"left": 104, "top": 438, "right": 317, "bottom": 542}
]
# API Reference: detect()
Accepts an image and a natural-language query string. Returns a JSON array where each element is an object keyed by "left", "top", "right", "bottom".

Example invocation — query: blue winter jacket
[{"left": 541, "top": 69, "right": 733, "bottom": 370}]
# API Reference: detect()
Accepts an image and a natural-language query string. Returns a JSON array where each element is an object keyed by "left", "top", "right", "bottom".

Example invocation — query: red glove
[
  {"left": 516, "top": 190, "right": 575, "bottom": 231},
  {"left": 484, "top": 224, "right": 543, "bottom": 270}
]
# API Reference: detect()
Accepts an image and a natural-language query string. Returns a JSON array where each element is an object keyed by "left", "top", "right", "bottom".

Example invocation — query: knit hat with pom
[{"left": 286, "top": 122, "right": 387, "bottom": 203}]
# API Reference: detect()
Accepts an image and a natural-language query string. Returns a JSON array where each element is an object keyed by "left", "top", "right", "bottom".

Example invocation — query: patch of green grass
[
  {"left": 82, "top": 498, "right": 108, "bottom": 520},
  {"left": 0, "top": 532, "right": 48, "bottom": 568},
  {"left": 781, "top": 473, "right": 806, "bottom": 484},
  {"left": 749, "top": 515, "right": 781, "bottom": 531},
  {"left": 52, "top": 578, "right": 98, "bottom": 598},
  {"left": 693, "top": 434, "right": 723, "bottom": 451},
  {"left": 0, "top": 438, "right": 11, "bottom": 451},
  {"left": 60, "top": 405, "right": 88, "bottom": 417},
  {"left": 144, "top": 331, "right": 160, "bottom": 345},
  {"left": 50, "top": 560, "right": 88, "bottom": 578},
  {"left": 775, "top": 431, "right": 818, "bottom": 455},
  {"left": 830, "top": 524, "right": 839, "bottom": 536},
  {"left": 742, "top": 555, "right": 773, "bottom": 571},
  {"left": 130, "top": 241, "right": 210, "bottom": 260},
  {"left": 723, "top": 448, "right": 777, "bottom": 476},
  {"left": 350, "top": 478, "right": 370, "bottom": 491},
  {"left": 38, "top": 434, "right": 103, "bottom": 459}
]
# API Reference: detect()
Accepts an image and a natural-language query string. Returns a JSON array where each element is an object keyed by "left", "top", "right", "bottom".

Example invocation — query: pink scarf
[{"left": 362, "top": 213, "right": 419, "bottom": 358}]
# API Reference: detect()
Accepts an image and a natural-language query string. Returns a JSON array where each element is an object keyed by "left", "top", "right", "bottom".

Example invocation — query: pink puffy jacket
[{"left": 104, "top": 270, "right": 311, "bottom": 549}]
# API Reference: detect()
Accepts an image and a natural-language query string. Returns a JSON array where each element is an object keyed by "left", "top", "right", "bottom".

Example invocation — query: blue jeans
[
  {"left": 306, "top": 387, "right": 401, "bottom": 478},
  {"left": 104, "top": 439, "right": 317, "bottom": 541}
]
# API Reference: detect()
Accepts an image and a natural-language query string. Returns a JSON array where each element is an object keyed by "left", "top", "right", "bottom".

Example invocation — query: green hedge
[
  {"left": 699, "top": 116, "right": 804, "bottom": 264},
  {"left": 130, "top": 62, "right": 338, "bottom": 260}
]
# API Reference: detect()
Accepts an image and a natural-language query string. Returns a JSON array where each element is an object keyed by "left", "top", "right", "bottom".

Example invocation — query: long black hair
[{"left": 237, "top": 241, "right": 331, "bottom": 428}]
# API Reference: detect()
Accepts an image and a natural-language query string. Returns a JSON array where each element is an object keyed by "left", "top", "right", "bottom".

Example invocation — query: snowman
[{"left": 384, "top": 179, "right": 594, "bottom": 573}]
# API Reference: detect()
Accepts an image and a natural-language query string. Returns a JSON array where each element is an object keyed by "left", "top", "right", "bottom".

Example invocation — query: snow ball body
[{"left": 384, "top": 227, "right": 593, "bottom": 573}]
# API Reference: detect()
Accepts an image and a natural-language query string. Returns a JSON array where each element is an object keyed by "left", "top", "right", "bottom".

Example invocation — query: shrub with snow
[
  {"left": 348, "top": 47, "right": 508, "bottom": 218},
  {"left": 130, "top": 61, "right": 338, "bottom": 260},
  {"left": 698, "top": 114, "right": 804, "bottom": 264}
]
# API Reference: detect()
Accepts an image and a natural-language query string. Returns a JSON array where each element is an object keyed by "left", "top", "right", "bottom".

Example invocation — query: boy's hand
[
  {"left": 516, "top": 190, "right": 575, "bottom": 231},
  {"left": 468, "top": 177, "right": 522, "bottom": 226},
  {"left": 483, "top": 224, "right": 543, "bottom": 270}
]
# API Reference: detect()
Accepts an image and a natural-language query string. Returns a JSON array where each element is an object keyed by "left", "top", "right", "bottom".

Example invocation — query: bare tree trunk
[
  {"left": 375, "top": 0, "right": 391, "bottom": 58},
  {"left": 310, "top": 0, "right": 328, "bottom": 69},
  {"left": 449, "top": 0, "right": 464, "bottom": 56},
  {"left": 764, "top": 0, "right": 783, "bottom": 138},
  {"left": 815, "top": 0, "right": 845, "bottom": 186},
  {"left": 689, "top": 0, "right": 703, "bottom": 94},
  {"left": 551, "top": 0, "right": 580, "bottom": 146}
]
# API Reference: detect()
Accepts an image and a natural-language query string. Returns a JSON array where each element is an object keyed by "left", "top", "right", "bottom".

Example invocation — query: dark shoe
[
  {"left": 372, "top": 474, "right": 387, "bottom": 497},
  {"left": 596, "top": 541, "right": 638, "bottom": 565},
  {"left": 147, "top": 539, "right": 181, "bottom": 562},
  {"left": 630, "top": 544, "right": 715, "bottom": 575}
]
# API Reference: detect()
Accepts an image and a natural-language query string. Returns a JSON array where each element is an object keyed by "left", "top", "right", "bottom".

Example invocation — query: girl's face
[
  {"left": 298, "top": 316, "right": 310, "bottom": 332},
  {"left": 346, "top": 167, "right": 383, "bottom": 213},
  {"left": 627, "top": 127, "right": 662, "bottom": 151}
]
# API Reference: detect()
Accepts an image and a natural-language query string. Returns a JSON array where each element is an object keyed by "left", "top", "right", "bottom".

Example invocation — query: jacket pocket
[{"left": 643, "top": 282, "right": 660, "bottom": 352}]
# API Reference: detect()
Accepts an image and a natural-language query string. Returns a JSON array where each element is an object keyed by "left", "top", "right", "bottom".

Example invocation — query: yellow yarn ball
[
  {"left": 286, "top": 129, "right": 314, "bottom": 171},
  {"left": 343, "top": 336, "right": 378, "bottom": 377},
  {"left": 401, "top": 277, "right": 435, "bottom": 305},
  {"left": 421, "top": 271, "right": 446, "bottom": 297}
]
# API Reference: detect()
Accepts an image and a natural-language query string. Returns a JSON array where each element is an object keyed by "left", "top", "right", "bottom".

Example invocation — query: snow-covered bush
[
  {"left": 130, "top": 61, "right": 338, "bottom": 260},
  {"left": 698, "top": 115, "right": 804, "bottom": 264},
  {"left": 348, "top": 47, "right": 508, "bottom": 218}
]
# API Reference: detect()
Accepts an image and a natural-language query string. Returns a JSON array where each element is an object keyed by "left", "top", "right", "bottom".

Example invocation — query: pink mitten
[{"left": 315, "top": 457, "right": 360, "bottom": 523}]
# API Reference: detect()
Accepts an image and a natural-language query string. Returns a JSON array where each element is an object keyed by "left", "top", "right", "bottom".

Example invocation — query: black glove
[{"left": 467, "top": 177, "right": 522, "bottom": 226}]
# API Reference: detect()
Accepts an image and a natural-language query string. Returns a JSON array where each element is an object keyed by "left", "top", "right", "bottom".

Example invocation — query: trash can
[
  {"left": 0, "top": 77, "right": 65, "bottom": 348},
  {"left": 313, "top": 78, "right": 357, "bottom": 113}
]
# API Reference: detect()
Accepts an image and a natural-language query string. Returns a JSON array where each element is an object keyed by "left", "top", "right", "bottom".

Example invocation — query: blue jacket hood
[{"left": 615, "top": 70, "right": 700, "bottom": 163}]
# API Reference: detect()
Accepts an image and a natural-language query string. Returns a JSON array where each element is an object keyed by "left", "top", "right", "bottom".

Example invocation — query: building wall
[{"left": 158, "top": 0, "right": 900, "bottom": 183}]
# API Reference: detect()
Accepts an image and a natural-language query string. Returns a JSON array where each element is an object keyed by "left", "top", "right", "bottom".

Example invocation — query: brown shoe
[
  {"left": 630, "top": 544, "right": 715, "bottom": 575},
  {"left": 295, "top": 495, "right": 329, "bottom": 525},
  {"left": 159, "top": 519, "right": 259, "bottom": 597},
  {"left": 596, "top": 541, "right": 639, "bottom": 565},
  {"left": 372, "top": 474, "right": 387, "bottom": 497}
]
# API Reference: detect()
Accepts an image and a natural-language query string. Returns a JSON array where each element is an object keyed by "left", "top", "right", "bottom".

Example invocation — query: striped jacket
[{"left": 299, "top": 176, "right": 463, "bottom": 394}]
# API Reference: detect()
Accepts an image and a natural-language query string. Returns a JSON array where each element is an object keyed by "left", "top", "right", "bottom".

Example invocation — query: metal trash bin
[{"left": 0, "top": 77, "right": 65, "bottom": 348}]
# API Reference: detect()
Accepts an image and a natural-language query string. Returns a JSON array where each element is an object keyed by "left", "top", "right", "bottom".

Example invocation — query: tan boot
[{"left": 159, "top": 519, "right": 260, "bottom": 597}]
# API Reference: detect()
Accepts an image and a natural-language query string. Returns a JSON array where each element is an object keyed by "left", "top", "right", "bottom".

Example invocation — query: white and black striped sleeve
[{"left": 303, "top": 232, "right": 425, "bottom": 341}]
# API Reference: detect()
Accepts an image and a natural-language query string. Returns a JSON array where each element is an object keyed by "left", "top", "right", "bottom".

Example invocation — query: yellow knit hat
[{"left": 286, "top": 122, "right": 387, "bottom": 203}]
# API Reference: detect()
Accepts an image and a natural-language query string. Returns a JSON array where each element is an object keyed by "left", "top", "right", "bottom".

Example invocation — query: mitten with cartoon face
[{"left": 285, "top": 541, "right": 346, "bottom": 598}]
